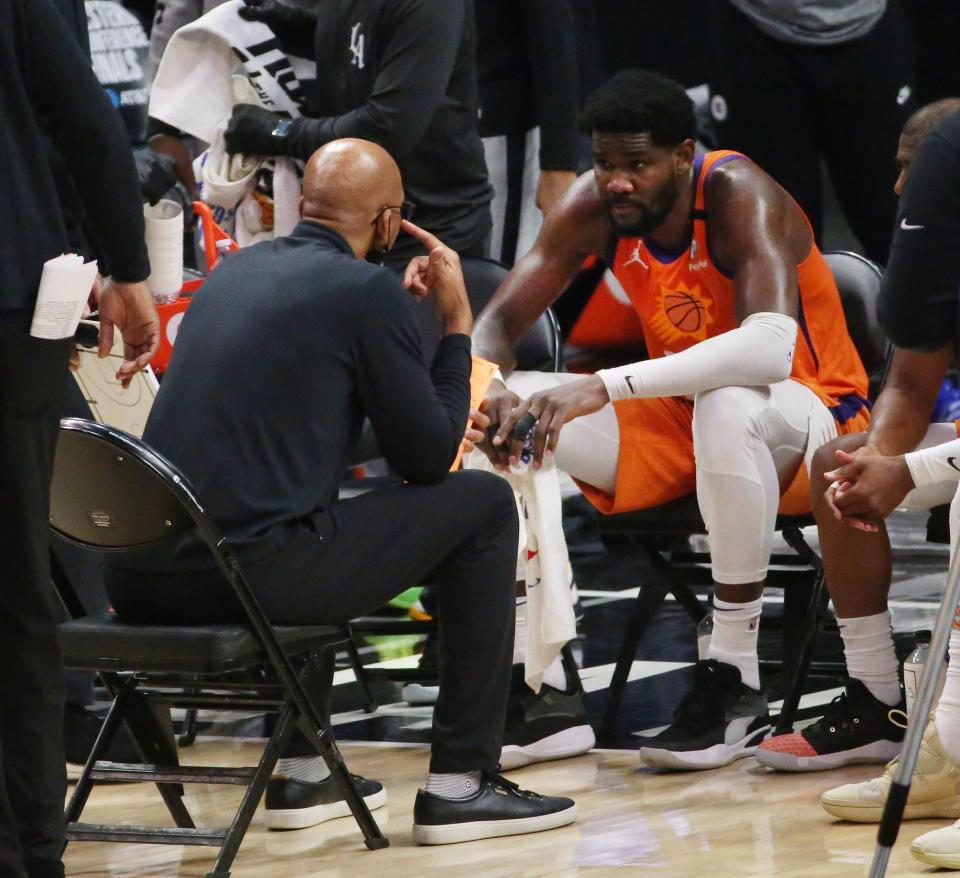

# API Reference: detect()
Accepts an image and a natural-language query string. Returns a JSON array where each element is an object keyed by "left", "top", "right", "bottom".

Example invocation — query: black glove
[
  {"left": 133, "top": 147, "right": 179, "bottom": 205},
  {"left": 224, "top": 104, "right": 288, "bottom": 157},
  {"left": 238, "top": 0, "right": 317, "bottom": 56}
]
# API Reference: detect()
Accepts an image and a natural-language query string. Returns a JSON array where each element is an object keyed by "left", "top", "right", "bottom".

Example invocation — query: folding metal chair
[{"left": 51, "top": 418, "right": 387, "bottom": 878}]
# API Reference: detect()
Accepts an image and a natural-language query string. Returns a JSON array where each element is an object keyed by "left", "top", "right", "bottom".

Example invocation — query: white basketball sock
[
  {"left": 837, "top": 611, "right": 901, "bottom": 707},
  {"left": 425, "top": 771, "right": 481, "bottom": 800},
  {"left": 935, "top": 623, "right": 960, "bottom": 764},
  {"left": 513, "top": 597, "right": 527, "bottom": 666},
  {"left": 707, "top": 597, "right": 763, "bottom": 690},
  {"left": 542, "top": 655, "right": 567, "bottom": 691},
  {"left": 276, "top": 755, "right": 331, "bottom": 784}
]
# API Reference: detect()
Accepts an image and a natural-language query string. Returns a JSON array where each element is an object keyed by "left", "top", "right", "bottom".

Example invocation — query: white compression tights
[{"left": 505, "top": 373, "right": 838, "bottom": 584}]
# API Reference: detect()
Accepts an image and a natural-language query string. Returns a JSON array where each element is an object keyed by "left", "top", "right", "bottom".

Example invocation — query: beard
[{"left": 606, "top": 176, "right": 679, "bottom": 237}]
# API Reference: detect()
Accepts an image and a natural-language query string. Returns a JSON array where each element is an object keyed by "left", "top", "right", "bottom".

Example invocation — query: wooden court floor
[{"left": 63, "top": 738, "right": 952, "bottom": 877}]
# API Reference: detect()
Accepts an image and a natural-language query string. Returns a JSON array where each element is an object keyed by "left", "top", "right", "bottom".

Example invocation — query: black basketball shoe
[
  {"left": 639, "top": 659, "right": 770, "bottom": 770},
  {"left": 756, "top": 678, "right": 904, "bottom": 771},
  {"left": 265, "top": 773, "right": 386, "bottom": 830},
  {"left": 499, "top": 666, "right": 595, "bottom": 770},
  {"left": 412, "top": 771, "right": 577, "bottom": 845}
]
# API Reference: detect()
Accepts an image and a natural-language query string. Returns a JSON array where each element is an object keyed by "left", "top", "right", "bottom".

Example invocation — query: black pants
[
  {"left": 0, "top": 312, "right": 73, "bottom": 878},
  {"left": 108, "top": 470, "right": 519, "bottom": 773},
  {"left": 707, "top": 0, "right": 915, "bottom": 265}
]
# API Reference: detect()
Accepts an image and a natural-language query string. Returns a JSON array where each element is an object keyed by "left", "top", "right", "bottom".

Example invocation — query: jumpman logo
[
  {"left": 349, "top": 22, "right": 365, "bottom": 69},
  {"left": 623, "top": 241, "right": 648, "bottom": 269}
]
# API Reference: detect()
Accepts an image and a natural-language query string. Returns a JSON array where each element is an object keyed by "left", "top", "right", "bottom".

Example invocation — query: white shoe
[
  {"left": 912, "top": 820, "right": 960, "bottom": 869},
  {"left": 821, "top": 720, "right": 960, "bottom": 822}
]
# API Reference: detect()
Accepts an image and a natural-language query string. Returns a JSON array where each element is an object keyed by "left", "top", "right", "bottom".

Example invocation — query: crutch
[{"left": 868, "top": 537, "right": 960, "bottom": 877}]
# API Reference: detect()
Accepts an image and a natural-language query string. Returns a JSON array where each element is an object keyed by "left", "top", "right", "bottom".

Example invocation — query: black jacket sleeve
[
  {"left": 286, "top": 0, "right": 465, "bottom": 160},
  {"left": 522, "top": 0, "right": 579, "bottom": 171},
  {"left": 353, "top": 273, "right": 471, "bottom": 484},
  {"left": 879, "top": 120, "right": 960, "bottom": 351},
  {"left": 23, "top": 0, "right": 149, "bottom": 282}
]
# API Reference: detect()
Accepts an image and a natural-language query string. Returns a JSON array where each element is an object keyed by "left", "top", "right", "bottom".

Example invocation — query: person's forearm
[
  {"left": 27, "top": 0, "right": 149, "bottom": 281},
  {"left": 472, "top": 311, "right": 517, "bottom": 375},
  {"left": 597, "top": 313, "right": 796, "bottom": 401},
  {"left": 866, "top": 389, "right": 935, "bottom": 456}
]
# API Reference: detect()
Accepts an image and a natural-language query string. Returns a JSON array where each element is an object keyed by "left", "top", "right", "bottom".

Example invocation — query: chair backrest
[
  {"left": 413, "top": 255, "right": 562, "bottom": 372},
  {"left": 822, "top": 250, "right": 888, "bottom": 377},
  {"left": 50, "top": 418, "right": 203, "bottom": 551}
]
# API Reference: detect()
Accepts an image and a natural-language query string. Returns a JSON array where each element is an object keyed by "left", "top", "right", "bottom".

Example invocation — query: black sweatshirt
[
  {"left": 278, "top": 0, "right": 492, "bottom": 258},
  {"left": 878, "top": 110, "right": 960, "bottom": 350},
  {"left": 140, "top": 221, "right": 472, "bottom": 568},
  {"left": 1, "top": 0, "right": 149, "bottom": 310},
  {"left": 475, "top": 0, "right": 580, "bottom": 172}
]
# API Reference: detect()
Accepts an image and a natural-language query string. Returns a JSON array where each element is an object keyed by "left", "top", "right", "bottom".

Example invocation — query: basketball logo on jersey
[{"left": 648, "top": 281, "right": 714, "bottom": 345}]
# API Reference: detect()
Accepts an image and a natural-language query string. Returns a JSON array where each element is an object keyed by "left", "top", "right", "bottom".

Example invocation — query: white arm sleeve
[
  {"left": 905, "top": 438, "right": 960, "bottom": 487},
  {"left": 596, "top": 311, "right": 798, "bottom": 402}
]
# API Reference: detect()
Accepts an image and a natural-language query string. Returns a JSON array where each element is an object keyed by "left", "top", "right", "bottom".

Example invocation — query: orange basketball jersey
[{"left": 608, "top": 150, "right": 870, "bottom": 424}]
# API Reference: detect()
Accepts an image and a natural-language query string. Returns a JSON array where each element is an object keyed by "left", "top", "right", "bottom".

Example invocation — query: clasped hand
[{"left": 824, "top": 446, "right": 915, "bottom": 533}]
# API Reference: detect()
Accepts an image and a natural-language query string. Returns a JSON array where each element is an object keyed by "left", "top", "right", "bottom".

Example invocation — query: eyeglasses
[{"left": 372, "top": 201, "right": 415, "bottom": 224}]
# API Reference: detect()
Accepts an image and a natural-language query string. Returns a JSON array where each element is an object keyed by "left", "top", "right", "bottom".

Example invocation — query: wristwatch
[{"left": 271, "top": 118, "right": 293, "bottom": 139}]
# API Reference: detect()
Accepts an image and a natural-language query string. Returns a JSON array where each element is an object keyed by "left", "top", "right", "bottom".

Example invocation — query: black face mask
[{"left": 365, "top": 248, "right": 387, "bottom": 266}]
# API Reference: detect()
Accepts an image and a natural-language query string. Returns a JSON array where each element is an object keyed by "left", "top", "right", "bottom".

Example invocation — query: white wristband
[{"left": 905, "top": 437, "right": 960, "bottom": 488}]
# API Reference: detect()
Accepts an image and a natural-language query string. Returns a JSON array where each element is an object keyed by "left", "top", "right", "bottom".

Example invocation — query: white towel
[
  {"left": 466, "top": 451, "right": 576, "bottom": 691},
  {"left": 149, "top": 0, "right": 304, "bottom": 143},
  {"left": 150, "top": 0, "right": 304, "bottom": 243}
]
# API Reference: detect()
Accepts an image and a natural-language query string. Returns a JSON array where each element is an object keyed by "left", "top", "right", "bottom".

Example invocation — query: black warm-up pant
[
  {"left": 707, "top": 0, "right": 915, "bottom": 265},
  {"left": 0, "top": 312, "right": 73, "bottom": 878},
  {"left": 107, "top": 470, "right": 519, "bottom": 773}
]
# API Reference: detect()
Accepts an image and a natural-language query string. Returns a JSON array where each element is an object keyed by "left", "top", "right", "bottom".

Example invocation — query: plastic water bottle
[
  {"left": 904, "top": 629, "right": 947, "bottom": 720},
  {"left": 697, "top": 613, "right": 713, "bottom": 660}
]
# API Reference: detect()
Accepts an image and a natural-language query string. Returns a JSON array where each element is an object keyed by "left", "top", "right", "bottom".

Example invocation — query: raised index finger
[{"left": 400, "top": 218, "right": 444, "bottom": 251}]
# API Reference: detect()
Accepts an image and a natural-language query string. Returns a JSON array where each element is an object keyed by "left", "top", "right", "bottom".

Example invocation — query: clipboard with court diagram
[{"left": 71, "top": 319, "right": 158, "bottom": 438}]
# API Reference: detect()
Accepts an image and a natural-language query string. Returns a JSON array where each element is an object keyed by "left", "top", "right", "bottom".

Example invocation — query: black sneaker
[
  {"left": 412, "top": 771, "right": 576, "bottom": 845},
  {"left": 264, "top": 773, "right": 387, "bottom": 830},
  {"left": 499, "top": 667, "right": 595, "bottom": 770},
  {"left": 639, "top": 659, "right": 770, "bottom": 770},
  {"left": 756, "top": 678, "right": 905, "bottom": 771},
  {"left": 401, "top": 632, "right": 440, "bottom": 706}
]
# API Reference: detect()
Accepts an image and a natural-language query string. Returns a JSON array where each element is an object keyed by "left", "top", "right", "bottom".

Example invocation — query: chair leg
[
  {"left": 561, "top": 643, "right": 584, "bottom": 696},
  {"left": 598, "top": 581, "right": 670, "bottom": 742},
  {"left": 296, "top": 718, "right": 388, "bottom": 850},
  {"left": 64, "top": 676, "right": 137, "bottom": 836},
  {"left": 775, "top": 569, "right": 830, "bottom": 734},
  {"left": 207, "top": 700, "right": 299, "bottom": 878},
  {"left": 179, "top": 708, "right": 200, "bottom": 747},
  {"left": 118, "top": 685, "right": 194, "bottom": 827},
  {"left": 345, "top": 627, "right": 377, "bottom": 713}
]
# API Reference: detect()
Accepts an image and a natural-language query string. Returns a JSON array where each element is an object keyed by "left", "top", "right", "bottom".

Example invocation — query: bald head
[
  {"left": 895, "top": 98, "right": 960, "bottom": 196},
  {"left": 300, "top": 139, "right": 404, "bottom": 256}
]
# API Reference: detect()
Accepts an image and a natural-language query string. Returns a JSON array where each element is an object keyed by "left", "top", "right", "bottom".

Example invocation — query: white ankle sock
[
  {"left": 425, "top": 771, "right": 481, "bottom": 800},
  {"left": 935, "top": 622, "right": 960, "bottom": 764},
  {"left": 837, "top": 611, "right": 901, "bottom": 707},
  {"left": 541, "top": 655, "right": 567, "bottom": 691},
  {"left": 513, "top": 598, "right": 527, "bottom": 666},
  {"left": 277, "top": 755, "right": 331, "bottom": 784},
  {"left": 707, "top": 597, "right": 763, "bottom": 690}
]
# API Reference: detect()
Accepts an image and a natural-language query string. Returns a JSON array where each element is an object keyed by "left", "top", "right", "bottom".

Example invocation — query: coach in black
[
  {"left": 105, "top": 139, "right": 576, "bottom": 844},
  {"left": 0, "top": 2, "right": 159, "bottom": 876}
]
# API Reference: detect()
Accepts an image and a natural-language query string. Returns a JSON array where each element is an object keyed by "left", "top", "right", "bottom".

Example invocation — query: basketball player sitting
[
  {"left": 471, "top": 69, "right": 871, "bottom": 771},
  {"left": 753, "top": 99, "right": 960, "bottom": 777}
]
